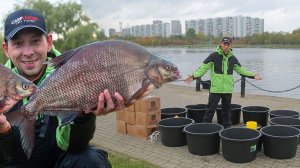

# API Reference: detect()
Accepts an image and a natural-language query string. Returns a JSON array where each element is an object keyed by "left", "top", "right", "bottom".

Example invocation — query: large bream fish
[
  {"left": 6, "top": 40, "right": 180, "bottom": 157},
  {"left": 0, "top": 64, "right": 36, "bottom": 113}
]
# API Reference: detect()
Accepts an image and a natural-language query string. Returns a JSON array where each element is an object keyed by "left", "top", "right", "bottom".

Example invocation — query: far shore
[{"left": 148, "top": 44, "right": 300, "bottom": 49}]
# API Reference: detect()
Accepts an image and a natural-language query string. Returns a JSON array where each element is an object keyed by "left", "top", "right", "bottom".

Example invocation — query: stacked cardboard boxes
[{"left": 116, "top": 96, "right": 161, "bottom": 139}]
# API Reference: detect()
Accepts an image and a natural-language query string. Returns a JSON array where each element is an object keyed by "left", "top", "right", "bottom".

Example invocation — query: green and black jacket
[
  {"left": 192, "top": 45, "right": 255, "bottom": 93},
  {"left": 0, "top": 46, "right": 96, "bottom": 166}
]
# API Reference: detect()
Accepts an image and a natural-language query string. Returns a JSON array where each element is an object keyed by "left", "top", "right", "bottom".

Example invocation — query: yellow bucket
[{"left": 246, "top": 121, "right": 258, "bottom": 130}]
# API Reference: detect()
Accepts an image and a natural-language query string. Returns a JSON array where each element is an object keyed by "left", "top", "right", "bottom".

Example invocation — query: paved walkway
[{"left": 92, "top": 84, "right": 300, "bottom": 168}]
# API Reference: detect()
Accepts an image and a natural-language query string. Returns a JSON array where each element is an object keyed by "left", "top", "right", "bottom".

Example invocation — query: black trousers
[
  {"left": 1, "top": 146, "right": 111, "bottom": 168},
  {"left": 203, "top": 93, "right": 232, "bottom": 128},
  {"left": 55, "top": 146, "right": 112, "bottom": 168}
]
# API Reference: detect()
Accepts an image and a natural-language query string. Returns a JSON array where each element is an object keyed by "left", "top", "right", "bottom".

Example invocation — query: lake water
[{"left": 148, "top": 47, "right": 300, "bottom": 100}]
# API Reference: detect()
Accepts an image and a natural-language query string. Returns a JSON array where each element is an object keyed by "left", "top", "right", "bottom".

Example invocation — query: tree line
[
  {"left": 1, "top": 0, "right": 300, "bottom": 64},
  {"left": 120, "top": 28, "right": 300, "bottom": 47}
]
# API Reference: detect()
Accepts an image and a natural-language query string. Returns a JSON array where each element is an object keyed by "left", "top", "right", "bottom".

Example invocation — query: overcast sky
[{"left": 1, "top": 0, "right": 299, "bottom": 35}]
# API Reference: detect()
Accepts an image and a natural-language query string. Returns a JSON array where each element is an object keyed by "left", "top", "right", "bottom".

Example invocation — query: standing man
[
  {"left": 0, "top": 9, "right": 124, "bottom": 167},
  {"left": 185, "top": 37, "right": 262, "bottom": 128}
]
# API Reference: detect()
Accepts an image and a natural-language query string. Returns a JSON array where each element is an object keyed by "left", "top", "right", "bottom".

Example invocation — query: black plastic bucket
[
  {"left": 269, "top": 110, "right": 300, "bottom": 119},
  {"left": 183, "top": 123, "right": 223, "bottom": 155},
  {"left": 217, "top": 104, "right": 242, "bottom": 125},
  {"left": 185, "top": 104, "right": 207, "bottom": 123},
  {"left": 161, "top": 108, "right": 187, "bottom": 119},
  {"left": 158, "top": 117, "right": 194, "bottom": 147},
  {"left": 269, "top": 117, "right": 300, "bottom": 129},
  {"left": 269, "top": 117, "right": 300, "bottom": 144},
  {"left": 219, "top": 128, "right": 261, "bottom": 163},
  {"left": 260, "top": 125, "right": 300, "bottom": 159},
  {"left": 241, "top": 124, "right": 263, "bottom": 151},
  {"left": 242, "top": 106, "right": 270, "bottom": 127}
]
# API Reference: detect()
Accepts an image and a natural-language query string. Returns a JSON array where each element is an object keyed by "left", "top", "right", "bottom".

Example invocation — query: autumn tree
[{"left": 11, "top": 0, "right": 106, "bottom": 52}]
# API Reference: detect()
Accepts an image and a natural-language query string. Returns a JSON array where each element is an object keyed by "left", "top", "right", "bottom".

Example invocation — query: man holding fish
[{"left": 0, "top": 9, "right": 125, "bottom": 168}]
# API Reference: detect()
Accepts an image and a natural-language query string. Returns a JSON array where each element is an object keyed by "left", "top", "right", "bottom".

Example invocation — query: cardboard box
[
  {"left": 135, "top": 110, "right": 161, "bottom": 126},
  {"left": 124, "top": 104, "right": 136, "bottom": 124},
  {"left": 126, "top": 104, "right": 135, "bottom": 112},
  {"left": 116, "top": 120, "right": 127, "bottom": 134},
  {"left": 126, "top": 124, "right": 158, "bottom": 140},
  {"left": 135, "top": 96, "right": 160, "bottom": 113},
  {"left": 116, "top": 110, "right": 126, "bottom": 121}
]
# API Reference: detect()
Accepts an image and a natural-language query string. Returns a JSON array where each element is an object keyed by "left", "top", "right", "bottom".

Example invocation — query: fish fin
[
  {"left": 43, "top": 111, "right": 81, "bottom": 125},
  {"left": 4, "top": 108, "right": 36, "bottom": 158},
  {"left": 0, "top": 97, "right": 19, "bottom": 113},
  {"left": 45, "top": 48, "right": 80, "bottom": 69},
  {"left": 126, "top": 82, "right": 152, "bottom": 106}
]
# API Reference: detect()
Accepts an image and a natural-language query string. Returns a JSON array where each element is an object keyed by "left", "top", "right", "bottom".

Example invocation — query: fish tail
[{"left": 5, "top": 107, "right": 35, "bottom": 158}]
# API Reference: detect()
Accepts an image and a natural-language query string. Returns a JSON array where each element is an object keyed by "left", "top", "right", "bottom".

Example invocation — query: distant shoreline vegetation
[
  {"left": 167, "top": 44, "right": 300, "bottom": 49},
  {"left": 114, "top": 29, "right": 300, "bottom": 49}
]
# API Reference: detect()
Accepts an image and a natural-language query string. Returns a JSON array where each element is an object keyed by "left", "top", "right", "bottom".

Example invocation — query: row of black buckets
[
  {"left": 158, "top": 105, "right": 300, "bottom": 163},
  {"left": 161, "top": 104, "right": 254, "bottom": 125}
]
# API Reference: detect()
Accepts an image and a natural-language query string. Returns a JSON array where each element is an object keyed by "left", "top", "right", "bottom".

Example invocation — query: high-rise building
[
  {"left": 152, "top": 20, "right": 163, "bottom": 37},
  {"left": 185, "top": 16, "right": 264, "bottom": 38},
  {"left": 171, "top": 20, "right": 182, "bottom": 36},
  {"left": 120, "top": 15, "right": 263, "bottom": 38},
  {"left": 163, "top": 23, "right": 171, "bottom": 37},
  {"left": 109, "top": 28, "right": 116, "bottom": 37},
  {"left": 121, "top": 20, "right": 172, "bottom": 37}
]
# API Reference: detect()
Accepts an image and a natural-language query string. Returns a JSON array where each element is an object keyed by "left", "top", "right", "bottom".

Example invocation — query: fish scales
[
  {"left": 5, "top": 40, "right": 180, "bottom": 157},
  {"left": 26, "top": 41, "right": 154, "bottom": 114}
]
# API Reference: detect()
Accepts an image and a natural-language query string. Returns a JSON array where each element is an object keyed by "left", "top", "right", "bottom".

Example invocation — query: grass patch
[{"left": 109, "top": 151, "right": 160, "bottom": 168}]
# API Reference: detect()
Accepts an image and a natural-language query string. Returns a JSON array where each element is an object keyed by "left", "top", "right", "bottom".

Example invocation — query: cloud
[
  {"left": 0, "top": 1, "right": 15, "bottom": 23},
  {"left": 80, "top": 0, "right": 299, "bottom": 34},
  {"left": 1, "top": 0, "right": 299, "bottom": 34}
]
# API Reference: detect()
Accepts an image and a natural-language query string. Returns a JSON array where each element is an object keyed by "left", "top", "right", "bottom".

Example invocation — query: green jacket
[{"left": 192, "top": 45, "right": 255, "bottom": 93}]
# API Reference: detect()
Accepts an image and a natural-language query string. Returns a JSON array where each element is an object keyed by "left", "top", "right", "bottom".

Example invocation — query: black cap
[
  {"left": 4, "top": 9, "right": 47, "bottom": 41},
  {"left": 221, "top": 37, "right": 232, "bottom": 44}
]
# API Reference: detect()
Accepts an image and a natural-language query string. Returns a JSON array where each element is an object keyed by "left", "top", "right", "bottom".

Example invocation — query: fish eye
[
  {"left": 22, "top": 83, "right": 29, "bottom": 90},
  {"left": 166, "top": 66, "right": 172, "bottom": 71}
]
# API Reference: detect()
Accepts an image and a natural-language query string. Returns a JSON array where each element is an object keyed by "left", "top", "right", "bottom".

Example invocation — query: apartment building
[
  {"left": 120, "top": 15, "right": 263, "bottom": 38},
  {"left": 185, "top": 15, "right": 264, "bottom": 38}
]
